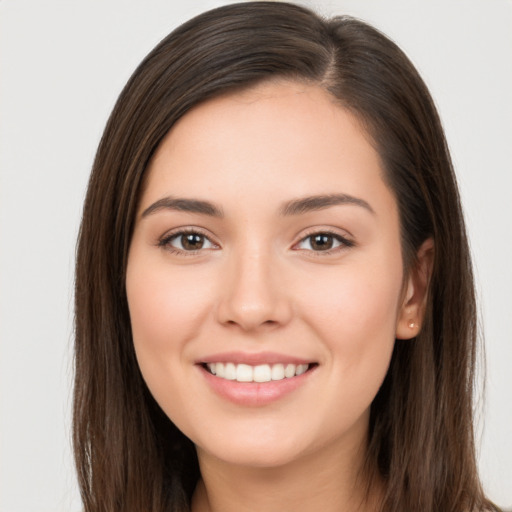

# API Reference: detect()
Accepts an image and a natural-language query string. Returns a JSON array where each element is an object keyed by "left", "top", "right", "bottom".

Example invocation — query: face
[{"left": 126, "top": 81, "right": 418, "bottom": 470}]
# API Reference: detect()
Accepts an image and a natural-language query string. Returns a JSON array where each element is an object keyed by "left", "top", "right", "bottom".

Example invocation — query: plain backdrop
[{"left": 1, "top": 1, "right": 511, "bottom": 510}]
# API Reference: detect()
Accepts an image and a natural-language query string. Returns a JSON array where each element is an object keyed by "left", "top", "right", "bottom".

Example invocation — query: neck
[{"left": 191, "top": 432, "right": 383, "bottom": 512}]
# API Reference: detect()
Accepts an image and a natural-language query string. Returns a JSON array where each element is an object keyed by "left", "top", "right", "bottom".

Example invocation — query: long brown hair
[{"left": 74, "top": 2, "right": 500, "bottom": 511}]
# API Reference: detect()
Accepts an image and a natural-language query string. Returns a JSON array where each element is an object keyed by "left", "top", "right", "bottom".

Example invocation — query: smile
[{"left": 205, "top": 362, "right": 310, "bottom": 383}]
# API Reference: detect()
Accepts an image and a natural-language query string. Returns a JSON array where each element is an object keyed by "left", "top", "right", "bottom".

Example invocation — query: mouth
[
  {"left": 202, "top": 362, "right": 316, "bottom": 383},
  {"left": 198, "top": 355, "right": 318, "bottom": 405}
]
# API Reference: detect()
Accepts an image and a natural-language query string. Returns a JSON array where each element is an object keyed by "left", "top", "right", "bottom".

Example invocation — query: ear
[{"left": 395, "top": 237, "right": 434, "bottom": 340}]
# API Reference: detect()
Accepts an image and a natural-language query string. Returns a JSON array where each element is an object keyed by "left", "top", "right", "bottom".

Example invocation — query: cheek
[
  {"left": 125, "top": 255, "right": 215, "bottom": 372},
  {"left": 297, "top": 255, "right": 402, "bottom": 382},
  {"left": 125, "top": 256, "right": 218, "bottom": 432},
  {"left": 302, "top": 259, "right": 401, "bottom": 330},
  {"left": 297, "top": 269, "right": 400, "bottom": 437}
]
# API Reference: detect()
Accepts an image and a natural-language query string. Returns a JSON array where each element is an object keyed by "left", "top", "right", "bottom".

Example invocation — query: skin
[{"left": 126, "top": 81, "right": 432, "bottom": 512}]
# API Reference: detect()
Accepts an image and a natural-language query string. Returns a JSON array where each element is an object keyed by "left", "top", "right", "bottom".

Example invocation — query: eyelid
[
  {"left": 291, "top": 227, "right": 355, "bottom": 254},
  {"left": 157, "top": 226, "right": 220, "bottom": 254},
  {"left": 156, "top": 225, "right": 354, "bottom": 256}
]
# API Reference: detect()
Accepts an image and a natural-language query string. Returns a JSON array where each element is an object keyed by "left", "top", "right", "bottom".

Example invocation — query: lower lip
[{"left": 199, "top": 365, "right": 316, "bottom": 406}]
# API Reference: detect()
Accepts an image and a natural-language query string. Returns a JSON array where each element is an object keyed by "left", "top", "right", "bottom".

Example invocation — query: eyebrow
[
  {"left": 280, "top": 194, "right": 375, "bottom": 216},
  {"left": 141, "top": 196, "right": 224, "bottom": 218},
  {"left": 141, "top": 193, "right": 374, "bottom": 219}
]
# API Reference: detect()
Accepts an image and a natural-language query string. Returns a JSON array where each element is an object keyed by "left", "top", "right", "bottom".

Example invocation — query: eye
[
  {"left": 159, "top": 230, "right": 217, "bottom": 253},
  {"left": 295, "top": 232, "right": 353, "bottom": 252}
]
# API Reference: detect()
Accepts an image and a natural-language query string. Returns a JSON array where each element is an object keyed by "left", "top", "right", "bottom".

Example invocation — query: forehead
[
  {"left": 142, "top": 80, "right": 394, "bottom": 216},
  {"left": 155, "top": 80, "right": 373, "bottom": 164}
]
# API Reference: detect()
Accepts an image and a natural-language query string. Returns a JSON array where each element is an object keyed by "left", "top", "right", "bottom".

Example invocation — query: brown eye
[
  {"left": 310, "top": 234, "right": 334, "bottom": 251},
  {"left": 161, "top": 231, "right": 216, "bottom": 252},
  {"left": 296, "top": 232, "right": 353, "bottom": 252},
  {"left": 180, "top": 233, "right": 205, "bottom": 250}
]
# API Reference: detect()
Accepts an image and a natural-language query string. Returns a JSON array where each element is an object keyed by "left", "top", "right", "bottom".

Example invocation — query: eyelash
[
  {"left": 293, "top": 229, "right": 355, "bottom": 255},
  {"left": 158, "top": 228, "right": 218, "bottom": 256},
  {"left": 158, "top": 228, "right": 354, "bottom": 256}
]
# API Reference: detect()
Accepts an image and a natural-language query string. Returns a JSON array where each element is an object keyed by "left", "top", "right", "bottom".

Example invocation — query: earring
[{"left": 408, "top": 321, "right": 416, "bottom": 329}]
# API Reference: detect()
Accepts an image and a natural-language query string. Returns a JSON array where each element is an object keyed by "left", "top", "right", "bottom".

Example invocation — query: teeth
[
  {"left": 205, "top": 362, "right": 310, "bottom": 382},
  {"left": 296, "top": 364, "right": 308, "bottom": 376},
  {"left": 271, "top": 363, "right": 285, "bottom": 381},
  {"left": 284, "top": 364, "right": 296, "bottom": 378},
  {"left": 224, "top": 362, "right": 236, "bottom": 380},
  {"left": 253, "top": 364, "right": 271, "bottom": 382},
  {"left": 236, "top": 364, "right": 253, "bottom": 382}
]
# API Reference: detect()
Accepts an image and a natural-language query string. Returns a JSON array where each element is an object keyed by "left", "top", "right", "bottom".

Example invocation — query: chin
[
  {"left": 198, "top": 441, "right": 309, "bottom": 470},
  {"left": 191, "top": 418, "right": 349, "bottom": 471}
]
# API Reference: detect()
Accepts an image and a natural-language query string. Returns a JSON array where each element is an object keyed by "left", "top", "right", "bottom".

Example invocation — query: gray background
[{"left": 1, "top": 0, "right": 511, "bottom": 510}]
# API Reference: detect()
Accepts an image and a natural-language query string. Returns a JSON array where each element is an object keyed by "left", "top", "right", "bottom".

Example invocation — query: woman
[{"left": 73, "top": 2, "right": 501, "bottom": 511}]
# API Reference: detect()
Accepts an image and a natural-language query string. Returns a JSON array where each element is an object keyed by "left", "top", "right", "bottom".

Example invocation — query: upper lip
[{"left": 197, "top": 351, "right": 315, "bottom": 366}]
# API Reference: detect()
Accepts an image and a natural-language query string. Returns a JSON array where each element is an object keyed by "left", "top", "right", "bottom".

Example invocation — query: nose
[{"left": 216, "top": 248, "right": 292, "bottom": 332}]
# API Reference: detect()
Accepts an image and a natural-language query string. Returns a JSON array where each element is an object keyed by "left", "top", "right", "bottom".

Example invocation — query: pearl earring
[{"left": 408, "top": 321, "right": 416, "bottom": 329}]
